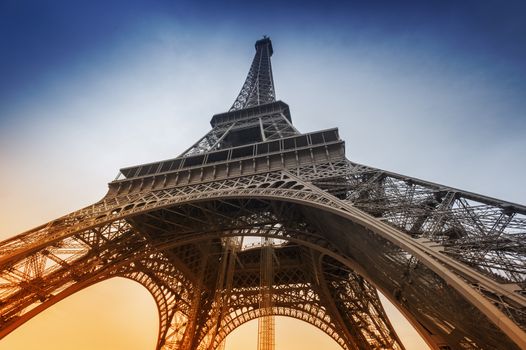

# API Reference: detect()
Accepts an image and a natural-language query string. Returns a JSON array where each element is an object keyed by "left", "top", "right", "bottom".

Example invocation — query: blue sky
[
  {"left": 2, "top": 0, "right": 526, "bottom": 114},
  {"left": 1, "top": 0, "right": 525, "bottom": 214}
]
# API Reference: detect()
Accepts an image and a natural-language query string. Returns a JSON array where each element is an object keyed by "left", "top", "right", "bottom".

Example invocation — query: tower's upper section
[
  {"left": 255, "top": 36, "right": 273, "bottom": 56},
  {"left": 230, "top": 36, "right": 276, "bottom": 111},
  {"left": 110, "top": 36, "right": 344, "bottom": 193}
]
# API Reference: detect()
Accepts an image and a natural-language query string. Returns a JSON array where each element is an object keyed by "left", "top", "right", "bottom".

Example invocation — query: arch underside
[
  {"left": 214, "top": 305, "right": 349, "bottom": 349},
  {"left": 195, "top": 246, "right": 403, "bottom": 350},
  {"left": 0, "top": 164, "right": 525, "bottom": 350}
]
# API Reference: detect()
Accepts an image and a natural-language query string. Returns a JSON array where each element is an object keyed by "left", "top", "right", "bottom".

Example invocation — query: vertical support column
[
  {"left": 206, "top": 237, "right": 242, "bottom": 350},
  {"left": 179, "top": 242, "right": 213, "bottom": 350},
  {"left": 258, "top": 237, "right": 275, "bottom": 350}
]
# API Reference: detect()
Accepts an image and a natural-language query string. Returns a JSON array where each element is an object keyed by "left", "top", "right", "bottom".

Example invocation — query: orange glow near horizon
[
  {"left": 0, "top": 278, "right": 159, "bottom": 350},
  {"left": 0, "top": 273, "right": 430, "bottom": 349},
  {"left": 0, "top": 276, "right": 346, "bottom": 350},
  {"left": 0, "top": 276, "right": 340, "bottom": 349}
]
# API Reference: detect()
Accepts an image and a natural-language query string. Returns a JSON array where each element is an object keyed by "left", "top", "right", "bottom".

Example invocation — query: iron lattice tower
[{"left": 1, "top": 37, "right": 526, "bottom": 350}]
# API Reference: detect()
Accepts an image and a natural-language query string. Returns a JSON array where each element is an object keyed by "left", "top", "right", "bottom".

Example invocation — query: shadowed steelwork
[{"left": 0, "top": 37, "right": 525, "bottom": 350}]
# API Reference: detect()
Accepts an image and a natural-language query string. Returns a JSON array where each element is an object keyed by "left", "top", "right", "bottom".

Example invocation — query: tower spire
[{"left": 230, "top": 37, "right": 275, "bottom": 111}]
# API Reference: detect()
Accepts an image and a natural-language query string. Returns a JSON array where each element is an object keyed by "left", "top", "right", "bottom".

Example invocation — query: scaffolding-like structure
[{"left": 258, "top": 237, "right": 275, "bottom": 350}]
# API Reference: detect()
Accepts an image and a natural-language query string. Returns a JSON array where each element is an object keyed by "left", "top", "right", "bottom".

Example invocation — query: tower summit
[
  {"left": 230, "top": 36, "right": 275, "bottom": 111},
  {"left": 0, "top": 37, "right": 525, "bottom": 350}
]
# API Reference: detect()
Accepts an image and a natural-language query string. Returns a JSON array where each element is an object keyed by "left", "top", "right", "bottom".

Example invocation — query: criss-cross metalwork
[
  {"left": 230, "top": 37, "right": 275, "bottom": 111},
  {"left": 1, "top": 37, "right": 525, "bottom": 350}
]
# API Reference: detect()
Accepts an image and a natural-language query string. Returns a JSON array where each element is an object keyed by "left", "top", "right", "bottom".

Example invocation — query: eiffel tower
[{"left": 1, "top": 37, "right": 525, "bottom": 350}]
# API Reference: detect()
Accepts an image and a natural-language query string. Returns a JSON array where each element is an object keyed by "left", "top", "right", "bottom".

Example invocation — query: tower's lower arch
[{"left": 1, "top": 173, "right": 525, "bottom": 349}]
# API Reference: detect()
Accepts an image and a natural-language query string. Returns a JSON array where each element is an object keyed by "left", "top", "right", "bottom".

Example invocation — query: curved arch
[
  {"left": 0, "top": 249, "right": 193, "bottom": 349},
  {"left": 0, "top": 274, "right": 159, "bottom": 343},
  {"left": 0, "top": 276, "right": 160, "bottom": 350},
  {"left": 140, "top": 187, "right": 526, "bottom": 349},
  {"left": 0, "top": 215, "right": 411, "bottom": 349},
  {"left": 212, "top": 306, "right": 348, "bottom": 350},
  {"left": 123, "top": 269, "right": 184, "bottom": 350},
  {"left": 1, "top": 179, "right": 525, "bottom": 348},
  {"left": 119, "top": 187, "right": 526, "bottom": 349}
]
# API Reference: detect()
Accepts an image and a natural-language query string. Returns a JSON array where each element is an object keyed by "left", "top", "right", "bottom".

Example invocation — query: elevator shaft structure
[{"left": 258, "top": 238, "right": 275, "bottom": 350}]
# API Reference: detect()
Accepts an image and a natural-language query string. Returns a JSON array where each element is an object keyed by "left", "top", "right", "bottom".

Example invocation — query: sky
[{"left": 1, "top": 0, "right": 525, "bottom": 349}]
